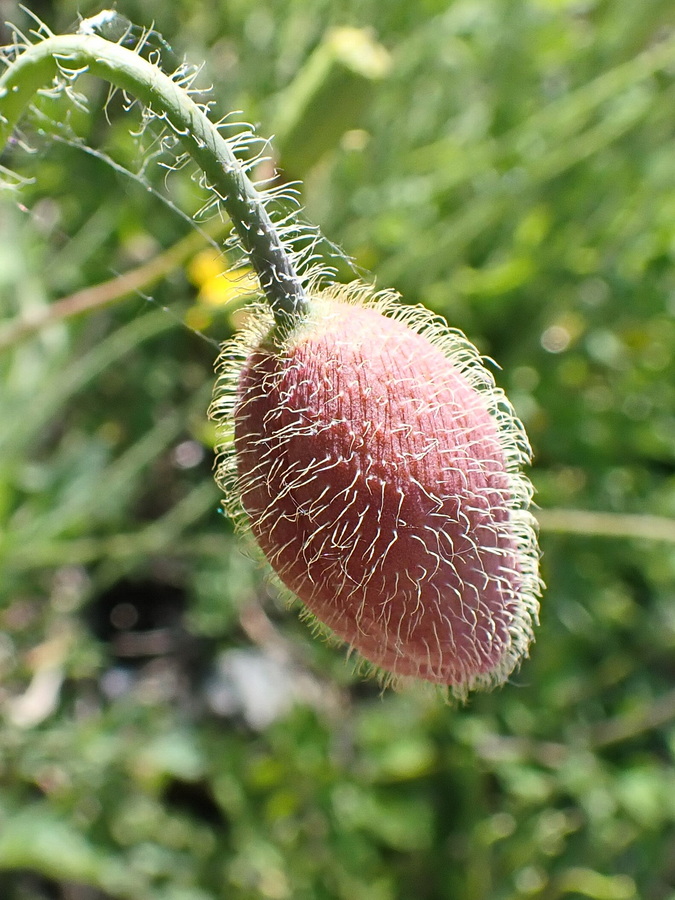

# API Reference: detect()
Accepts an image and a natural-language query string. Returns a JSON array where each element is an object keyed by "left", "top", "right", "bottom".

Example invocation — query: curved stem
[{"left": 0, "top": 33, "right": 308, "bottom": 326}]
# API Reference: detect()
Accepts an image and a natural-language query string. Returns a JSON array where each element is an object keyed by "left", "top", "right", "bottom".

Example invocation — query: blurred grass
[{"left": 1, "top": 1, "right": 675, "bottom": 899}]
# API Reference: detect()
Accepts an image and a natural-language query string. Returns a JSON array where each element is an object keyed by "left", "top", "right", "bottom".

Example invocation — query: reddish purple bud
[{"left": 211, "top": 284, "right": 540, "bottom": 697}]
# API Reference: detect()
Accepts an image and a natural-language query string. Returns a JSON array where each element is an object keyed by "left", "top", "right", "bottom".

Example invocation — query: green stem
[
  {"left": 536, "top": 507, "right": 675, "bottom": 544},
  {"left": 0, "top": 218, "right": 228, "bottom": 351},
  {"left": 0, "top": 33, "right": 308, "bottom": 326}
]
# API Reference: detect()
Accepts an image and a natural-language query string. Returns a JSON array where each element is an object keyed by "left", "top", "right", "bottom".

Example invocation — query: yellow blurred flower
[{"left": 187, "top": 249, "right": 258, "bottom": 309}]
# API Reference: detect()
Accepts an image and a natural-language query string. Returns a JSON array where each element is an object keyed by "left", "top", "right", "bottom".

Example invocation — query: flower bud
[{"left": 211, "top": 282, "right": 540, "bottom": 697}]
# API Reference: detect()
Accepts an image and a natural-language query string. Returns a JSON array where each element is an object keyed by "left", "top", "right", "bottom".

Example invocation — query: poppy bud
[{"left": 211, "top": 282, "right": 540, "bottom": 697}]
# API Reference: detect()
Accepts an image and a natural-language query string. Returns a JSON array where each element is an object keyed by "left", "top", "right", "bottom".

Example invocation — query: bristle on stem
[{"left": 0, "top": 31, "right": 309, "bottom": 327}]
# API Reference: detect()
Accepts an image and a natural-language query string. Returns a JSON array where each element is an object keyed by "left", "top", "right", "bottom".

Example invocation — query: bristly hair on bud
[{"left": 210, "top": 280, "right": 542, "bottom": 700}]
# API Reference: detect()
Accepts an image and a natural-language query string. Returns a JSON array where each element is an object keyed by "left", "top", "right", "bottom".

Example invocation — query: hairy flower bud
[{"left": 211, "top": 282, "right": 540, "bottom": 697}]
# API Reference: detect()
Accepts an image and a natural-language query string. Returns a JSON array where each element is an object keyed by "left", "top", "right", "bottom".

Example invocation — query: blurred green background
[{"left": 1, "top": 0, "right": 675, "bottom": 898}]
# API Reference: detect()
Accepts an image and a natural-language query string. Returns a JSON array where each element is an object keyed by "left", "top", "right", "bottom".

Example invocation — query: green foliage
[{"left": 1, "top": 1, "right": 675, "bottom": 899}]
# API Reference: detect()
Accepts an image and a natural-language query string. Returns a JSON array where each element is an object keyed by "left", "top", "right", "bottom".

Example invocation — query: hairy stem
[{"left": 0, "top": 32, "right": 308, "bottom": 326}]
